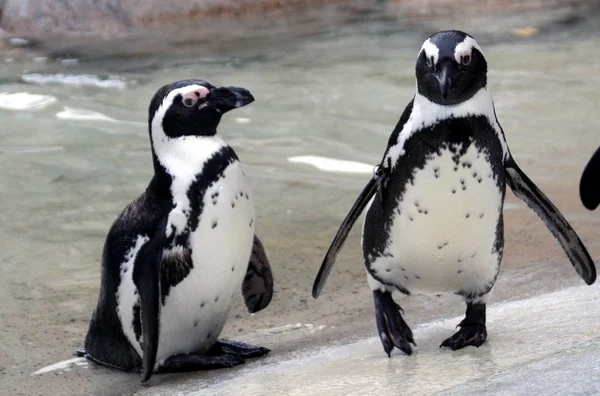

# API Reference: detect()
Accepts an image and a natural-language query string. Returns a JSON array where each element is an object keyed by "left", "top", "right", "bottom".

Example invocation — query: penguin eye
[
  {"left": 461, "top": 55, "right": 471, "bottom": 65},
  {"left": 183, "top": 96, "right": 197, "bottom": 107}
]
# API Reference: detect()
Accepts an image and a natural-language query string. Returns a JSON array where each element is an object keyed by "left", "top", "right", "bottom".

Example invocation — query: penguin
[
  {"left": 580, "top": 147, "right": 600, "bottom": 210},
  {"left": 78, "top": 79, "right": 274, "bottom": 382},
  {"left": 312, "top": 31, "right": 596, "bottom": 355}
]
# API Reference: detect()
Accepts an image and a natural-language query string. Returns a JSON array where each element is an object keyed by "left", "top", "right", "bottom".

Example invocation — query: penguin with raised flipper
[
  {"left": 79, "top": 79, "right": 274, "bottom": 382},
  {"left": 312, "top": 31, "right": 596, "bottom": 355}
]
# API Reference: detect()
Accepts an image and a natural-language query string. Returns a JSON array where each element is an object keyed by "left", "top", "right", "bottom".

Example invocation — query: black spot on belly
[
  {"left": 452, "top": 188, "right": 456, "bottom": 194},
  {"left": 249, "top": 218, "right": 254, "bottom": 227},
  {"left": 161, "top": 249, "right": 193, "bottom": 304},
  {"left": 477, "top": 177, "right": 483, "bottom": 183},
  {"left": 400, "top": 268, "right": 406, "bottom": 271},
  {"left": 457, "top": 269, "right": 463, "bottom": 274},
  {"left": 193, "top": 319, "right": 199, "bottom": 327},
  {"left": 232, "top": 266, "right": 235, "bottom": 272},
  {"left": 415, "top": 275, "right": 421, "bottom": 279},
  {"left": 201, "top": 302, "right": 205, "bottom": 308},
  {"left": 207, "top": 332, "right": 212, "bottom": 339},
  {"left": 479, "top": 212, "right": 485, "bottom": 219},
  {"left": 214, "top": 296, "right": 219, "bottom": 302},
  {"left": 245, "top": 193, "right": 250, "bottom": 199},
  {"left": 212, "top": 220, "right": 218, "bottom": 228},
  {"left": 386, "top": 268, "right": 391, "bottom": 272},
  {"left": 231, "top": 201, "right": 235, "bottom": 208},
  {"left": 404, "top": 276, "right": 409, "bottom": 280},
  {"left": 465, "top": 213, "right": 471, "bottom": 219}
]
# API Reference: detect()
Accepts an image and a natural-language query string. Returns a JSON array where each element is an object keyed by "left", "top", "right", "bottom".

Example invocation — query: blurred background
[{"left": 0, "top": 1, "right": 599, "bottom": 395}]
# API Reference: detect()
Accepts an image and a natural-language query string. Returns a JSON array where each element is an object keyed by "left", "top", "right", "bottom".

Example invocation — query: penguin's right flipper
[
  {"left": 505, "top": 157, "right": 596, "bottom": 285},
  {"left": 132, "top": 217, "right": 168, "bottom": 382},
  {"left": 312, "top": 176, "right": 380, "bottom": 298},
  {"left": 580, "top": 146, "right": 600, "bottom": 211},
  {"left": 242, "top": 235, "right": 274, "bottom": 313}
]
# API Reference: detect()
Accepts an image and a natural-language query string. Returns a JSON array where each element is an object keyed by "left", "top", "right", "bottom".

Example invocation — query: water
[{"left": 1, "top": 6, "right": 599, "bottom": 395}]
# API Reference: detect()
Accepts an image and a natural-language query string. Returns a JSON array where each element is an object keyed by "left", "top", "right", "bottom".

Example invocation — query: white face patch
[
  {"left": 454, "top": 36, "right": 483, "bottom": 64},
  {"left": 420, "top": 38, "right": 440, "bottom": 65},
  {"left": 150, "top": 84, "right": 207, "bottom": 151}
]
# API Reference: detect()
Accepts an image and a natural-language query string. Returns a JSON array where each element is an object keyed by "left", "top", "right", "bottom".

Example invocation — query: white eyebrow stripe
[
  {"left": 454, "top": 36, "right": 483, "bottom": 63},
  {"left": 420, "top": 38, "right": 440, "bottom": 64}
]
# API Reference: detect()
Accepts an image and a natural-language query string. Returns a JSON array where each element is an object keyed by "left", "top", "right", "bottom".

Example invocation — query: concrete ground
[{"left": 128, "top": 285, "right": 600, "bottom": 396}]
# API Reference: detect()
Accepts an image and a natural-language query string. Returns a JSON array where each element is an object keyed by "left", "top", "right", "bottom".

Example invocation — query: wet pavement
[{"left": 129, "top": 285, "right": 600, "bottom": 396}]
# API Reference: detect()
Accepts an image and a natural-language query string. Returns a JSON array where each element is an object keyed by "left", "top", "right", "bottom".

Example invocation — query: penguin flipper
[
  {"left": 132, "top": 217, "right": 167, "bottom": 382},
  {"left": 580, "top": 146, "right": 600, "bottom": 211},
  {"left": 312, "top": 176, "right": 379, "bottom": 298},
  {"left": 504, "top": 157, "right": 596, "bottom": 285},
  {"left": 242, "top": 235, "right": 274, "bottom": 313}
]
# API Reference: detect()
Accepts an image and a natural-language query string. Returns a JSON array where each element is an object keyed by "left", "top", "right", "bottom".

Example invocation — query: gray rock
[{"left": 0, "top": 0, "right": 351, "bottom": 39}]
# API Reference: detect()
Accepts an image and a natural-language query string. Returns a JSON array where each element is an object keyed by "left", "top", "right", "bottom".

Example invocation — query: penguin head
[
  {"left": 148, "top": 79, "right": 254, "bottom": 139},
  {"left": 415, "top": 31, "right": 487, "bottom": 105}
]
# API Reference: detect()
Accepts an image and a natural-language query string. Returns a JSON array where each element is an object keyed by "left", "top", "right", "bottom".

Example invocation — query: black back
[{"left": 83, "top": 178, "right": 171, "bottom": 370}]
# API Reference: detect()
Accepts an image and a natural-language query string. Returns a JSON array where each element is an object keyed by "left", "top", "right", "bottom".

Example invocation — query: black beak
[
  {"left": 209, "top": 86, "right": 255, "bottom": 113},
  {"left": 434, "top": 61, "right": 458, "bottom": 101}
]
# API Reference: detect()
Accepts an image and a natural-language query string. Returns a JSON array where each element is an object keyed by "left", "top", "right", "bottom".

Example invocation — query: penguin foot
[
  {"left": 440, "top": 301, "right": 487, "bottom": 350},
  {"left": 158, "top": 353, "right": 246, "bottom": 373},
  {"left": 208, "top": 339, "right": 271, "bottom": 359},
  {"left": 373, "top": 290, "right": 416, "bottom": 356},
  {"left": 75, "top": 346, "right": 86, "bottom": 357},
  {"left": 439, "top": 324, "right": 487, "bottom": 350}
]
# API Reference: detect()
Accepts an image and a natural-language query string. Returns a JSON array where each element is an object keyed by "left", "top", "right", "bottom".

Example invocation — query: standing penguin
[
  {"left": 312, "top": 31, "right": 596, "bottom": 355},
  {"left": 79, "top": 79, "right": 274, "bottom": 382}
]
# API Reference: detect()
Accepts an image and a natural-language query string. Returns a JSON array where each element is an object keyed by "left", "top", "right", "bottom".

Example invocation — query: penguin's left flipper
[
  {"left": 505, "top": 157, "right": 596, "bottom": 285},
  {"left": 242, "top": 235, "right": 274, "bottom": 313},
  {"left": 312, "top": 175, "right": 380, "bottom": 298},
  {"left": 132, "top": 217, "right": 168, "bottom": 382},
  {"left": 580, "top": 146, "right": 600, "bottom": 211}
]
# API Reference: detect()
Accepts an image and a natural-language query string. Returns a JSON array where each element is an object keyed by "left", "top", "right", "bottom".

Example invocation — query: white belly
[
  {"left": 369, "top": 144, "right": 503, "bottom": 295},
  {"left": 156, "top": 162, "right": 255, "bottom": 366}
]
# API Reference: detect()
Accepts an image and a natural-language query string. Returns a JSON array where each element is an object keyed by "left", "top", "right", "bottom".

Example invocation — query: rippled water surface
[{"left": 1, "top": 6, "right": 599, "bottom": 395}]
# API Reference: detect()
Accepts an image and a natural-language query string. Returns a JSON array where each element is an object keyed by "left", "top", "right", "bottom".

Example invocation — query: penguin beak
[
  {"left": 434, "top": 61, "right": 458, "bottom": 101},
  {"left": 209, "top": 86, "right": 255, "bottom": 113}
]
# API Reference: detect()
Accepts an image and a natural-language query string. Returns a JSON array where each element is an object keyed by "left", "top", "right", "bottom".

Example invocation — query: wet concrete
[{"left": 128, "top": 285, "right": 600, "bottom": 395}]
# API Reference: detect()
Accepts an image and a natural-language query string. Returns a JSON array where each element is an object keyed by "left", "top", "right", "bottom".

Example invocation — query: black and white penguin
[
  {"left": 79, "top": 79, "right": 274, "bottom": 382},
  {"left": 312, "top": 31, "right": 596, "bottom": 355}
]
